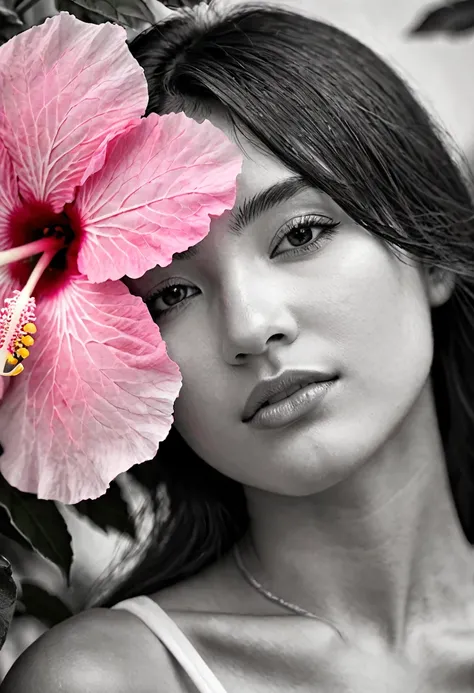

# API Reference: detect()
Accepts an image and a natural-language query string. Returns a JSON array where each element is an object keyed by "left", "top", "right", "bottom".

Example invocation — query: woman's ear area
[{"left": 422, "top": 265, "right": 457, "bottom": 308}]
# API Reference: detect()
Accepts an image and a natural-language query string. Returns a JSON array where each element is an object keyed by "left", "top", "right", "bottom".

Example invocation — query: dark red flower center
[{"left": 8, "top": 200, "right": 83, "bottom": 299}]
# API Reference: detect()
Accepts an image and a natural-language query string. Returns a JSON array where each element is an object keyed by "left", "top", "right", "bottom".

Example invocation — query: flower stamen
[
  {"left": 0, "top": 239, "right": 63, "bottom": 377},
  {"left": 1, "top": 293, "right": 36, "bottom": 376}
]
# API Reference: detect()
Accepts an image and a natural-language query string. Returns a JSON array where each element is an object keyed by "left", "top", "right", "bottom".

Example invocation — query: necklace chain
[{"left": 232, "top": 543, "right": 347, "bottom": 642}]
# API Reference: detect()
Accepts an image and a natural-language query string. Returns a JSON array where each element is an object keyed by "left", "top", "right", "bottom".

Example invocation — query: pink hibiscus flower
[{"left": 0, "top": 13, "right": 241, "bottom": 504}]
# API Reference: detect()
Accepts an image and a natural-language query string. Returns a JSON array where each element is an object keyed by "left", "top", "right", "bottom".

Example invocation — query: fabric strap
[{"left": 113, "top": 596, "right": 230, "bottom": 693}]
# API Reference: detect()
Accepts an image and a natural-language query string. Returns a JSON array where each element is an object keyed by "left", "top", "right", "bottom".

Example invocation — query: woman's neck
[{"left": 241, "top": 381, "right": 474, "bottom": 648}]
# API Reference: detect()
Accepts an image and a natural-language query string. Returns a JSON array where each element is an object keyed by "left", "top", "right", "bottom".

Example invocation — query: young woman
[{"left": 2, "top": 4, "right": 474, "bottom": 692}]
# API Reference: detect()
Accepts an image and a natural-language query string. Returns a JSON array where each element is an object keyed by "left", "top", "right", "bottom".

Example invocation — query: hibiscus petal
[
  {"left": 0, "top": 140, "right": 22, "bottom": 402},
  {"left": 0, "top": 276, "right": 181, "bottom": 503},
  {"left": 75, "top": 112, "right": 242, "bottom": 282},
  {"left": 0, "top": 140, "right": 20, "bottom": 249},
  {"left": 0, "top": 13, "right": 148, "bottom": 213}
]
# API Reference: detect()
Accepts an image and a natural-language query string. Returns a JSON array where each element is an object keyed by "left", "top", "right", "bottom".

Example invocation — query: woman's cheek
[{"left": 165, "top": 319, "right": 217, "bottom": 396}]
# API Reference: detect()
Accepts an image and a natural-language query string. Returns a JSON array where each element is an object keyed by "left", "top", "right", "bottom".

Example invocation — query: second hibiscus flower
[{"left": 0, "top": 12, "right": 241, "bottom": 504}]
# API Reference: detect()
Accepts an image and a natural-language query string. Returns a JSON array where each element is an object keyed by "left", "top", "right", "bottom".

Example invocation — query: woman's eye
[
  {"left": 271, "top": 217, "right": 339, "bottom": 258},
  {"left": 284, "top": 226, "right": 315, "bottom": 247},
  {"left": 146, "top": 284, "right": 198, "bottom": 316}
]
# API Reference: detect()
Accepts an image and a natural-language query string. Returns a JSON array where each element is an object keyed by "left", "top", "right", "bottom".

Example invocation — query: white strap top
[{"left": 112, "top": 596, "right": 230, "bottom": 693}]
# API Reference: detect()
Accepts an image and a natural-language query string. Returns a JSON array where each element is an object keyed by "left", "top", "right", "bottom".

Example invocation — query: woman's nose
[{"left": 219, "top": 277, "right": 299, "bottom": 364}]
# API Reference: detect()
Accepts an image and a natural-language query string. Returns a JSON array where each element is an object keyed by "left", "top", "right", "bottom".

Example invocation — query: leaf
[
  {"left": 0, "top": 0, "right": 23, "bottom": 24},
  {"left": 410, "top": 0, "right": 474, "bottom": 35},
  {"left": 0, "top": 555, "right": 17, "bottom": 649},
  {"left": 72, "top": 480, "right": 136, "bottom": 539},
  {"left": 0, "top": 505, "right": 33, "bottom": 552},
  {"left": 0, "top": 475, "right": 73, "bottom": 583},
  {"left": 0, "top": 0, "right": 24, "bottom": 45},
  {"left": 161, "top": 0, "right": 209, "bottom": 7},
  {"left": 18, "top": 582, "right": 73, "bottom": 627},
  {"left": 56, "top": 0, "right": 168, "bottom": 30}
]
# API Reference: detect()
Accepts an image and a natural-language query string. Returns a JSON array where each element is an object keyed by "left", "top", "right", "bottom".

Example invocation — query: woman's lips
[
  {"left": 242, "top": 369, "right": 338, "bottom": 423},
  {"left": 245, "top": 378, "right": 337, "bottom": 430}
]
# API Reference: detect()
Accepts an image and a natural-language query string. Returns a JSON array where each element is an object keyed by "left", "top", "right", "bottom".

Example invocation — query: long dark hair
[{"left": 95, "top": 4, "right": 474, "bottom": 608}]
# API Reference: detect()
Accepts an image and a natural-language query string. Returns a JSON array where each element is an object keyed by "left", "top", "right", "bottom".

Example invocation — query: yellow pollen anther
[
  {"left": 16, "top": 347, "right": 30, "bottom": 359},
  {"left": 23, "top": 323, "right": 37, "bottom": 334},
  {"left": 9, "top": 363, "right": 24, "bottom": 376},
  {"left": 6, "top": 354, "right": 18, "bottom": 365},
  {"left": 21, "top": 335, "right": 34, "bottom": 347}
]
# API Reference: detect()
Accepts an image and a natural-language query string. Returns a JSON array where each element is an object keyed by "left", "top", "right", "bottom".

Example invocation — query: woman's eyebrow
[
  {"left": 172, "top": 175, "right": 311, "bottom": 262},
  {"left": 228, "top": 175, "right": 311, "bottom": 236}
]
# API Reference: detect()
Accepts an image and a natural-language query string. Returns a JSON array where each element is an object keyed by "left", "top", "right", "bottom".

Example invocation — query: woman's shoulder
[{"left": 0, "top": 605, "right": 179, "bottom": 693}]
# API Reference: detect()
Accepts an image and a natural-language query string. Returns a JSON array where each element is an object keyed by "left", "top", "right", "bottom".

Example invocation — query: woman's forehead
[
  {"left": 206, "top": 109, "right": 297, "bottom": 195},
  {"left": 235, "top": 146, "right": 296, "bottom": 200}
]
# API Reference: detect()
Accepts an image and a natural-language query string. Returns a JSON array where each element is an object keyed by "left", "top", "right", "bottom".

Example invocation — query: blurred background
[{"left": 1, "top": 0, "right": 474, "bottom": 680}]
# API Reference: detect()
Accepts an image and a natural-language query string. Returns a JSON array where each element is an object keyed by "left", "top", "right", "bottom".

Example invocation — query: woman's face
[{"left": 127, "top": 119, "right": 451, "bottom": 496}]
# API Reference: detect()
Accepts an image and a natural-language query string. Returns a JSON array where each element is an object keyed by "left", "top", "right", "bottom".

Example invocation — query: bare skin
[
  {"left": 2, "top": 119, "right": 474, "bottom": 693},
  {"left": 3, "top": 544, "right": 472, "bottom": 692}
]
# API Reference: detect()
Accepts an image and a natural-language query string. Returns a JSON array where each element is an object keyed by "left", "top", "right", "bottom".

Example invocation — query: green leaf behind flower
[
  {"left": 409, "top": 0, "right": 474, "bottom": 36},
  {"left": 0, "top": 505, "right": 34, "bottom": 552},
  {"left": 56, "top": 0, "right": 168, "bottom": 30},
  {"left": 0, "top": 555, "right": 17, "bottom": 649},
  {"left": 0, "top": 0, "right": 24, "bottom": 45},
  {"left": 161, "top": 0, "right": 209, "bottom": 7},
  {"left": 18, "top": 581, "right": 73, "bottom": 626},
  {"left": 0, "top": 475, "right": 73, "bottom": 583},
  {"left": 72, "top": 480, "right": 136, "bottom": 539}
]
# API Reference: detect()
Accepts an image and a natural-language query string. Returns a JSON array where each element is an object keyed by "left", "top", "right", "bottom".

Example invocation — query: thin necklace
[{"left": 233, "top": 543, "right": 347, "bottom": 643}]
